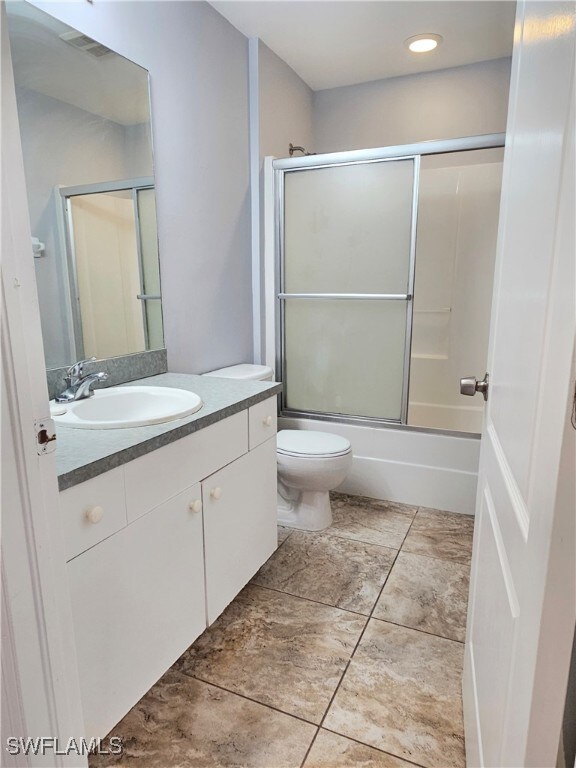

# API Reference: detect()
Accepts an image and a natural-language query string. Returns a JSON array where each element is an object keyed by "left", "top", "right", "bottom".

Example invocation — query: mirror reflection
[{"left": 7, "top": 1, "right": 163, "bottom": 368}]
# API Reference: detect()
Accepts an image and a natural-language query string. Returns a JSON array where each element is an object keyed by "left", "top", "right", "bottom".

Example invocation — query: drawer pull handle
[
  {"left": 189, "top": 499, "right": 202, "bottom": 513},
  {"left": 85, "top": 506, "right": 104, "bottom": 524},
  {"left": 263, "top": 415, "right": 273, "bottom": 427},
  {"left": 210, "top": 487, "right": 222, "bottom": 501}
]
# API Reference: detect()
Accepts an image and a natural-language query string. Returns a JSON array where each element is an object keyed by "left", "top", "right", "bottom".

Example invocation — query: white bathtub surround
[
  {"left": 408, "top": 150, "right": 503, "bottom": 433},
  {"left": 279, "top": 417, "right": 480, "bottom": 515},
  {"left": 408, "top": 401, "right": 484, "bottom": 434}
]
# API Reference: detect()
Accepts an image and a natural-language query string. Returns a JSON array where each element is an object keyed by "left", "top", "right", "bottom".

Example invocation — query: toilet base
[{"left": 277, "top": 489, "right": 332, "bottom": 532}]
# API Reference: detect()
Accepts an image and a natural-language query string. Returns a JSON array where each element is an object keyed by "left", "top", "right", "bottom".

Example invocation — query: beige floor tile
[
  {"left": 278, "top": 526, "right": 293, "bottom": 545},
  {"left": 324, "top": 620, "right": 465, "bottom": 768},
  {"left": 175, "top": 584, "right": 367, "bottom": 724},
  {"left": 253, "top": 530, "right": 396, "bottom": 615},
  {"left": 329, "top": 493, "right": 418, "bottom": 549},
  {"left": 373, "top": 551, "right": 470, "bottom": 641},
  {"left": 402, "top": 508, "right": 474, "bottom": 564},
  {"left": 304, "top": 730, "right": 419, "bottom": 767},
  {"left": 89, "top": 671, "right": 316, "bottom": 768}
]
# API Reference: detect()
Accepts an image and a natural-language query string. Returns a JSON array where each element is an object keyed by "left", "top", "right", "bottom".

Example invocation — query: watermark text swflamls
[{"left": 5, "top": 737, "right": 123, "bottom": 757}]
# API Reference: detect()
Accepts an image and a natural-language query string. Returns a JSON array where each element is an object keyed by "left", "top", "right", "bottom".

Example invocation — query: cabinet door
[
  {"left": 203, "top": 438, "right": 277, "bottom": 624},
  {"left": 68, "top": 484, "right": 206, "bottom": 739}
]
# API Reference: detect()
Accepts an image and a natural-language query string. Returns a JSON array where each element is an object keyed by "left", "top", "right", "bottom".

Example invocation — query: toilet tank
[{"left": 202, "top": 363, "right": 274, "bottom": 381}]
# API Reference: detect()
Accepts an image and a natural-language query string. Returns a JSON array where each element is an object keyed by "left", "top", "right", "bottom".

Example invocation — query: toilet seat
[{"left": 277, "top": 430, "right": 351, "bottom": 459}]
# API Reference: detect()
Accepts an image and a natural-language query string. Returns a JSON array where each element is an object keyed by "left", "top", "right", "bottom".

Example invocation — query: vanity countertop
[{"left": 55, "top": 373, "right": 282, "bottom": 491}]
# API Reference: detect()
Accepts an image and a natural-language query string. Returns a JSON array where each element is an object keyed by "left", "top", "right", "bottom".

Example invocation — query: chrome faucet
[{"left": 55, "top": 357, "right": 108, "bottom": 402}]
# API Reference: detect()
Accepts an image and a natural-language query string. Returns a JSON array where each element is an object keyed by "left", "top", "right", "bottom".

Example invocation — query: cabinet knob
[
  {"left": 85, "top": 505, "right": 104, "bottom": 524},
  {"left": 263, "top": 415, "right": 273, "bottom": 427},
  {"left": 189, "top": 499, "right": 202, "bottom": 513},
  {"left": 210, "top": 487, "right": 222, "bottom": 500}
]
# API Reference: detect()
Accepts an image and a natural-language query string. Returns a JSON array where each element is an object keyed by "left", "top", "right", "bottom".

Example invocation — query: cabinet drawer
[
  {"left": 248, "top": 397, "right": 277, "bottom": 450},
  {"left": 125, "top": 411, "right": 248, "bottom": 523},
  {"left": 60, "top": 468, "right": 127, "bottom": 562},
  {"left": 68, "top": 483, "right": 206, "bottom": 738}
]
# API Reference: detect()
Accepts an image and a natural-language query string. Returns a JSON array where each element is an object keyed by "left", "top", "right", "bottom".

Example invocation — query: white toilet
[
  {"left": 203, "top": 363, "right": 274, "bottom": 381},
  {"left": 276, "top": 430, "right": 352, "bottom": 531},
  {"left": 203, "top": 364, "right": 353, "bottom": 531}
]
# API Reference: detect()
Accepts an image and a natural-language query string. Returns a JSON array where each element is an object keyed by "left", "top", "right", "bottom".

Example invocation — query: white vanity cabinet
[{"left": 60, "top": 398, "right": 278, "bottom": 739}]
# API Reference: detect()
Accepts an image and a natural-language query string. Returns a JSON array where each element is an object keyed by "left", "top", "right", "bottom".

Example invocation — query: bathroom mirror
[{"left": 6, "top": 1, "right": 163, "bottom": 369}]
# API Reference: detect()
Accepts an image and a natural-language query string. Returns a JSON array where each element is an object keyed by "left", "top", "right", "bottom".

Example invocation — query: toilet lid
[
  {"left": 277, "top": 430, "right": 351, "bottom": 458},
  {"left": 203, "top": 364, "right": 273, "bottom": 381}
]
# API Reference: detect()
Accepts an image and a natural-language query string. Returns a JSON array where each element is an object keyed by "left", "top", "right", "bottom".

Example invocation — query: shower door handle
[{"left": 460, "top": 373, "right": 489, "bottom": 401}]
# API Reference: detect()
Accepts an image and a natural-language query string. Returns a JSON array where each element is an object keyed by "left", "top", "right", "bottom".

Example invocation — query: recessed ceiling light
[{"left": 405, "top": 34, "right": 443, "bottom": 53}]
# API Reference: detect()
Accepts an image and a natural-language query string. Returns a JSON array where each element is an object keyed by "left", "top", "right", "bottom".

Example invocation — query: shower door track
[{"left": 273, "top": 132, "right": 506, "bottom": 431}]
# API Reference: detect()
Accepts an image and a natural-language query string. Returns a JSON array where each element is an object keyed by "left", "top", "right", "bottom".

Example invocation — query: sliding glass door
[
  {"left": 61, "top": 179, "right": 163, "bottom": 362},
  {"left": 278, "top": 156, "right": 418, "bottom": 423}
]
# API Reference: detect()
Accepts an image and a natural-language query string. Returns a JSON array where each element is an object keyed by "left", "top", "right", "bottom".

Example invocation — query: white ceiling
[
  {"left": 210, "top": 1, "right": 516, "bottom": 91},
  {"left": 6, "top": 1, "right": 150, "bottom": 125}
]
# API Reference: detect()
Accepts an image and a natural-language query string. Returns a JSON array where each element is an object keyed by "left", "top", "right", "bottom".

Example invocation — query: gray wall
[
  {"left": 15, "top": 86, "right": 137, "bottom": 367},
  {"left": 313, "top": 57, "right": 512, "bottom": 153},
  {"left": 256, "top": 40, "right": 314, "bottom": 362},
  {"left": 30, "top": 0, "right": 253, "bottom": 374},
  {"left": 258, "top": 41, "right": 314, "bottom": 160},
  {"left": 124, "top": 123, "right": 154, "bottom": 179}
]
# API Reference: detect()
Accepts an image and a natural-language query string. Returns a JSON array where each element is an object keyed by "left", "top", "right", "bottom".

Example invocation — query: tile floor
[{"left": 91, "top": 492, "right": 474, "bottom": 768}]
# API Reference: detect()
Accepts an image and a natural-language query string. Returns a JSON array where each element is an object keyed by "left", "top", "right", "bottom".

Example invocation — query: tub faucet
[{"left": 55, "top": 358, "right": 108, "bottom": 402}]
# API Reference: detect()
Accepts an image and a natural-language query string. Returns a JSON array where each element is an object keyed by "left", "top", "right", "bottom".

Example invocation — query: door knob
[
  {"left": 460, "top": 373, "right": 489, "bottom": 401},
  {"left": 210, "top": 487, "right": 222, "bottom": 500}
]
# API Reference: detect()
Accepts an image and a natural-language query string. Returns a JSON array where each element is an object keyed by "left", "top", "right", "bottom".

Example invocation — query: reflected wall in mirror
[{"left": 6, "top": 1, "right": 164, "bottom": 369}]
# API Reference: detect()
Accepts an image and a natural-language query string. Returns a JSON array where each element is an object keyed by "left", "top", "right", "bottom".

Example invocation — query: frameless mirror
[{"left": 6, "top": 1, "right": 164, "bottom": 369}]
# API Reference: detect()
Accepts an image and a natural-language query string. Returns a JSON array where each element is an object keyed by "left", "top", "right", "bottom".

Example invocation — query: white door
[
  {"left": 1, "top": 6, "right": 86, "bottom": 764},
  {"left": 68, "top": 484, "right": 207, "bottom": 739},
  {"left": 463, "top": 3, "right": 575, "bottom": 767},
  {"left": 203, "top": 438, "right": 277, "bottom": 624}
]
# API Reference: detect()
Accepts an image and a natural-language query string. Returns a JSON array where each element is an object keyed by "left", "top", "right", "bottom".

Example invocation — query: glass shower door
[{"left": 279, "top": 156, "right": 418, "bottom": 422}]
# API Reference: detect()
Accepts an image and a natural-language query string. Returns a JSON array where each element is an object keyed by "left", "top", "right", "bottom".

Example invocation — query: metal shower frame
[
  {"left": 58, "top": 176, "right": 157, "bottom": 360},
  {"left": 273, "top": 132, "right": 506, "bottom": 434}
]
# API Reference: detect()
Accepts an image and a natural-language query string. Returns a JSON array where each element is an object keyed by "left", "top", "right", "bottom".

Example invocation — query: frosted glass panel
[
  {"left": 284, "top": 300, "right": 407, "bottom": 420},
  {"left": 408, "top": 148, "right": 503, "bottom": 433},
  {"left": 284, "top": 159, "right": 415, "bottom": 294}
]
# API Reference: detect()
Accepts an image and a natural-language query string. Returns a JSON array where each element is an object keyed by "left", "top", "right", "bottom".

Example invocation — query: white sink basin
[{"left": 52, "top": 386, "right": 203, "bottom": 429}]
